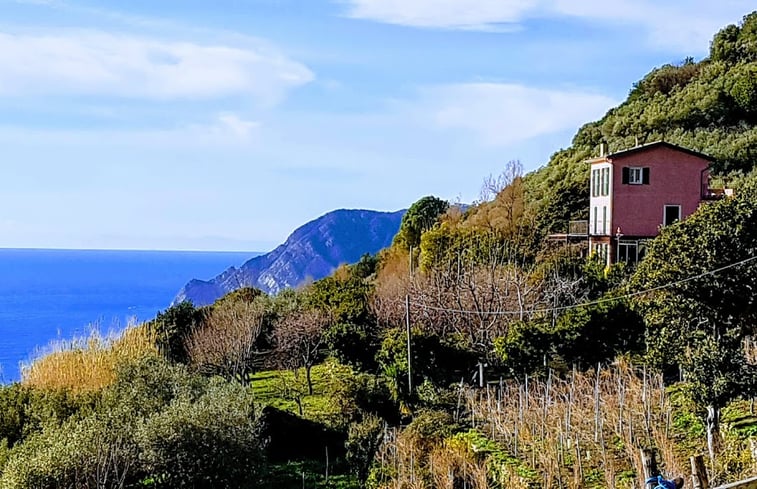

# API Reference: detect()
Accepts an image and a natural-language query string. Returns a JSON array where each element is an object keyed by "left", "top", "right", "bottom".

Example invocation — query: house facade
[{"left": 587, "top": 141, "right": 713, "bottom": 265}]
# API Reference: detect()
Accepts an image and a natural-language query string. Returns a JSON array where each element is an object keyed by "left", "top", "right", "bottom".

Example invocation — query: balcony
[
  {"left": 702, "top": 185, "right": 734, "bottom": 201},
  {"left": 547, "top": 220, "right": 589, "bottom": 243},
  {"left": 569, "top": 220, "right": 589, "bottom": 236}
]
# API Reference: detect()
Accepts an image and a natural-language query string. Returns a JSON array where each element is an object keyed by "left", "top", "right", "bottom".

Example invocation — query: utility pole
[{"left": 406, "top": 294, "right": 412, "bottom": 393}]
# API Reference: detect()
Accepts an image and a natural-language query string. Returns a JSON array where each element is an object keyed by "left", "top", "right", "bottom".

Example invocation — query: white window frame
[
  {"left": 663, "top": 205, "right": 681, "bottom": 226},
  {"left": 628, "top": 167, "right": 644, "bottom": 185},
  {"left": 592, "top": 169, "right": 600, "bottom": 197}
]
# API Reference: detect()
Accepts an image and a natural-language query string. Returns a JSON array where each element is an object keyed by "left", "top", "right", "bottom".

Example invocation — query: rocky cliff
[{"left": 174, "top": 208, "right": 404, "bottom": 306}]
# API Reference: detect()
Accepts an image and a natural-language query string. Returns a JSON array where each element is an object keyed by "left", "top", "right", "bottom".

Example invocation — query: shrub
[
  {"left": 137, "top": 378, "right": 265, "bottom": 488},
  {"left": 1, "top": 357, "right": 266, "bottom": 488},
  {"left": 325, "top": 322, "right": 378, "bottom": 371},
  {"left": 0, "top": 412, "right": 140, "bottom": 489},
  {"left": 150, "top": 301, "right": 202, "bottom": 364},
  {"left": 0, "top": 385, "right": 30, "bottom": 447},
  {"left": 346, "top": 414, "right": 384, "bottom": 483}
]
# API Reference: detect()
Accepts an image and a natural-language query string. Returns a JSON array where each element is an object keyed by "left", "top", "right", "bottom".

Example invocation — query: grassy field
[
  {"left": 249, "top": 360, "right": 363, "bottom": 489},
  {"left": 249, "top": 360, "right": 356, "bottom": 425}
]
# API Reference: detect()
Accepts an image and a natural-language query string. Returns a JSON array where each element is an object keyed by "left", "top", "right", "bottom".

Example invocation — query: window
[
  {"left": 592, "top": 167, "right": 611, "bottom": 196},
  {"left": 622, "top": 167, "right": 650, "bottom": 185},
  {"left": 602, "top": 206, "right": 607, "bottom": 234},
  {"left": 593, "top": 206, "right": 598, "bottom": 234},
  {"left": 618, "top": 241, "right": 639, "bottom": 263},
  {"left": 592, "top": 169, "right": 600, "bottom": 197},
  {"left": 593, "top": 243, "right": 609, "bottom": 264},
  {"left": 664, "top": 205, "right": 681, "bottom": 226},
  {"left": 629, "top": 167, "right": 643, "bottom": 184}
]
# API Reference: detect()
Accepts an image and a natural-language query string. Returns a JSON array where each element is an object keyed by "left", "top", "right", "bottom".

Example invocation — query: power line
[{"left": 404, "top": 254, "right": 757, "bottom": 316}]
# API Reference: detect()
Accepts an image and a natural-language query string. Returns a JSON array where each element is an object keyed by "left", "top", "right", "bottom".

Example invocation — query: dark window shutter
[
  {"left": 622, "top": 167, "right": 629, "bottom": 184},
  {"left": 643, "top": 167, "right": 650, "bottom": 184}
]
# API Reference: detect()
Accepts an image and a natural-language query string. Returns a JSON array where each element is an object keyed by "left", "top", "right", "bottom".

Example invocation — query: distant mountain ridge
[{"left": 174, "top": 209, "right": 405, "bottom": 306}]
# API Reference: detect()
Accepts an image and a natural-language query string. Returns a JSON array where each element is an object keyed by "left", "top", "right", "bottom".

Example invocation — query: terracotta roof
[
  {"left": 606, "top": 141, "right": 712, "bottom": 161},
  {"left": 586, "top": 156, "right": 609, "bottom": 164}
]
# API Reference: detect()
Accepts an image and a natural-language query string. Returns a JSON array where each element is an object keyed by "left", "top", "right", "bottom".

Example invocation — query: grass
[
  {"left": 21, "top": 323, "right": 159, "bottom": 394},
  {"left": 249, "top": 359, "right": 356, "bottom": 426},
  {"left": 249, "top": 360, "right": 363, "bottom": 489},
  {"left": 262, "top": 461, "right": 359, "bottom": 489}
]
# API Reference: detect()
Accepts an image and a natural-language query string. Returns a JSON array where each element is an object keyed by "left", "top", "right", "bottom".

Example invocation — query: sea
[{"left": 0, "top": 248, "right": 257, "bottom": 383}]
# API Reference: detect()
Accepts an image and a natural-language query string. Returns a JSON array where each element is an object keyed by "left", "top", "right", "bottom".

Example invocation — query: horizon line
[{"left": 0, "top": 246, "right": 268, "bottom": 254}]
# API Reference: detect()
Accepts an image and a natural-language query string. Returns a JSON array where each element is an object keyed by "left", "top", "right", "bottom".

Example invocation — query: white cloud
[
  {"left": 0, "top": 30, "right": 314, "bottom": 104},
  {"left": 0, "top": 112, "right": 261, "bottom": 147},
  {"left": 549, "top": 0, "right": 754, "bottom": 53},
  {"left": 213, "top": 113, "right": 261, "bottom": 140},
  {"left": 408, "top": 83, "right": 616, "bottom": 146},
  {"left": 341, "top": 0, "right": 755, "bottom": 52},
  {"left": 342, "top": 0, "right": 537, "bottom": 30}
]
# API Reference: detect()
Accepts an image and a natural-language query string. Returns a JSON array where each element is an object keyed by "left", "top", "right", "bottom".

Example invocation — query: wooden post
[
  {"left": 691, "top": 455, "right": 709, "bottom": 489},
  {"left": 641, "top": 448, "right": 658, "bottom": 487},
  {"left": 405, "top": 295, "right": 412, "bottom": 394}
]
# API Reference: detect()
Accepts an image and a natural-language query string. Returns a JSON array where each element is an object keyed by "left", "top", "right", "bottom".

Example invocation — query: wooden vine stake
[
  {"left": 690, "top": 455, "right": 709, "bottom": 489},
  {"left": 641, "top": 448, "right": 658, "bottom": 487}
]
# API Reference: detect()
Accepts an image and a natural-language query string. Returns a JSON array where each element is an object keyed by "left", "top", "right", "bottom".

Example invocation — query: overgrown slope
[{"left": 525, "top": 11, "right": 757, "bottom": 234}]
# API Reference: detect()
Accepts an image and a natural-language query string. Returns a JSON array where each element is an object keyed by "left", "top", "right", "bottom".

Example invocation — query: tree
[
  {"left": 185, "top": 295, "right": 268, "bottom": 384},
  {"left": 306, "top": 262, "right": 379, "bottom": 370},
  {"left": 393, "top": 196, "right": 449, "bottom": 250},
  {"left": 632, "top": 173, "right": 757, "bottom": 460},
  {"left": 273, "top": 309, "right": 329, "bottom": 395},
  {"left": 149, "top": 302, "right": 201, "bottom": 364}
]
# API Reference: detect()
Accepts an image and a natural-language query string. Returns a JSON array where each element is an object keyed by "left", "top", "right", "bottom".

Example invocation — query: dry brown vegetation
[
  {"left": 274, "top": 308, "right": 329, "bottom": 396},
  {"left": 21, "top": 323, "right": 158, "bottom": 393},
  {"left": 186, "top": 297, "right": 267, "bottom": 382},
  {"left": 372, "top": 360, "right": 757, "bottom": 489}
]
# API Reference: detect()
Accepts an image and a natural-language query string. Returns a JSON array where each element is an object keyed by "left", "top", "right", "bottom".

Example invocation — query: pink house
[{"left": 587, "top": 141, "right": 714, "bottom": 265}]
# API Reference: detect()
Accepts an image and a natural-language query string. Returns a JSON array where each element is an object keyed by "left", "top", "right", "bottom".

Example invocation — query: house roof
[{"left": 605, "top": 141, "right": 713, "bottom": 161}]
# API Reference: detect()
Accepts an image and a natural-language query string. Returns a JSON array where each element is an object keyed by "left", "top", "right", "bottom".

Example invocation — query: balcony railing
[
  {"left": 568, "top": 220, "right": 589, "bottom": 236},
  {"left": 702, "top": 185, "right": 734, "bottom": 201}
]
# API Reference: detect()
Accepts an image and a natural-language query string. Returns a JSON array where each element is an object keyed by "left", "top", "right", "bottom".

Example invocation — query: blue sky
[{"left": 0, "top": 0, "right": 753, "bottom": 251}]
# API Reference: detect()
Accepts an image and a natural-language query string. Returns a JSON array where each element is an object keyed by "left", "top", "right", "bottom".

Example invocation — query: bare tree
[
  {"left": 273, "top": 309, "right": 329, "bottom": 395},
  {"left": 186, "top": 298, "right": 267, "bottom": 384},
  {"left": 410, "top": 241, "right": 543, "bottom": 354},
  {"left": 478, "top": 160, "right": 524, "bottom": 203}
]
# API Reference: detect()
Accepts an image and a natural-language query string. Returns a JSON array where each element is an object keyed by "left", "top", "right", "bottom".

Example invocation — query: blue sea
[{"left": 0, "top": 248, "right": 256, "bottom": 382}]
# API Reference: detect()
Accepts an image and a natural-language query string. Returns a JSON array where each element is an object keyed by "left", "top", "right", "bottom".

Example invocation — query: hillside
[
  {"left": 174, "top": 208, "right": 404, "bottom": 305},
  {"left": 4, "top": 12, "right": 757, "bottom": 489},
  {"left": 524, "top": 11, "right": 757, "bottom": 234}
]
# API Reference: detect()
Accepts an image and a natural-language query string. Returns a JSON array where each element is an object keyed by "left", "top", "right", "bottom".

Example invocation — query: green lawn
[
  {"left": 249, "top": 360, "right": 363, "bottom": 488},
  {"left": 249, "top": 359, "right": 356, "bottom": 427}
]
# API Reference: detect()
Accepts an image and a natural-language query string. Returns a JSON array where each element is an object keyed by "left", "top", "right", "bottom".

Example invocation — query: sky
[{"left": 0, "top": 0, "right": 754, "bottom": 252}]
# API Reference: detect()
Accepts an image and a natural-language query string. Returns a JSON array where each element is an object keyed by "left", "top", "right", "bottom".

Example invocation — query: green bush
[
  {"left": 0, "top": 385, "right": 30, "bottom": 447},
  {"left": 0, "top": 413, "right": 139, "bottom": 489},
  {"left": 325, "top": 322, "right": 378, "bottom": 372},
  {"left": 345, "top": 414, "right": 383, "bottom": 483},
  {"left": 137, "top": 378, "right": 264, "bottom": 489},
  {"left": 149, "top": 301, "right": 202, "bottom": 364},
  {"left": 0, "top": 357, "right": 266, "bottom": 488}
]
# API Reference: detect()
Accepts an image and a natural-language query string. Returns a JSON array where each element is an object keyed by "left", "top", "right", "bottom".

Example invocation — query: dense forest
[{"left": 1, "top": 11, "right": 757, "bottom": 489}]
